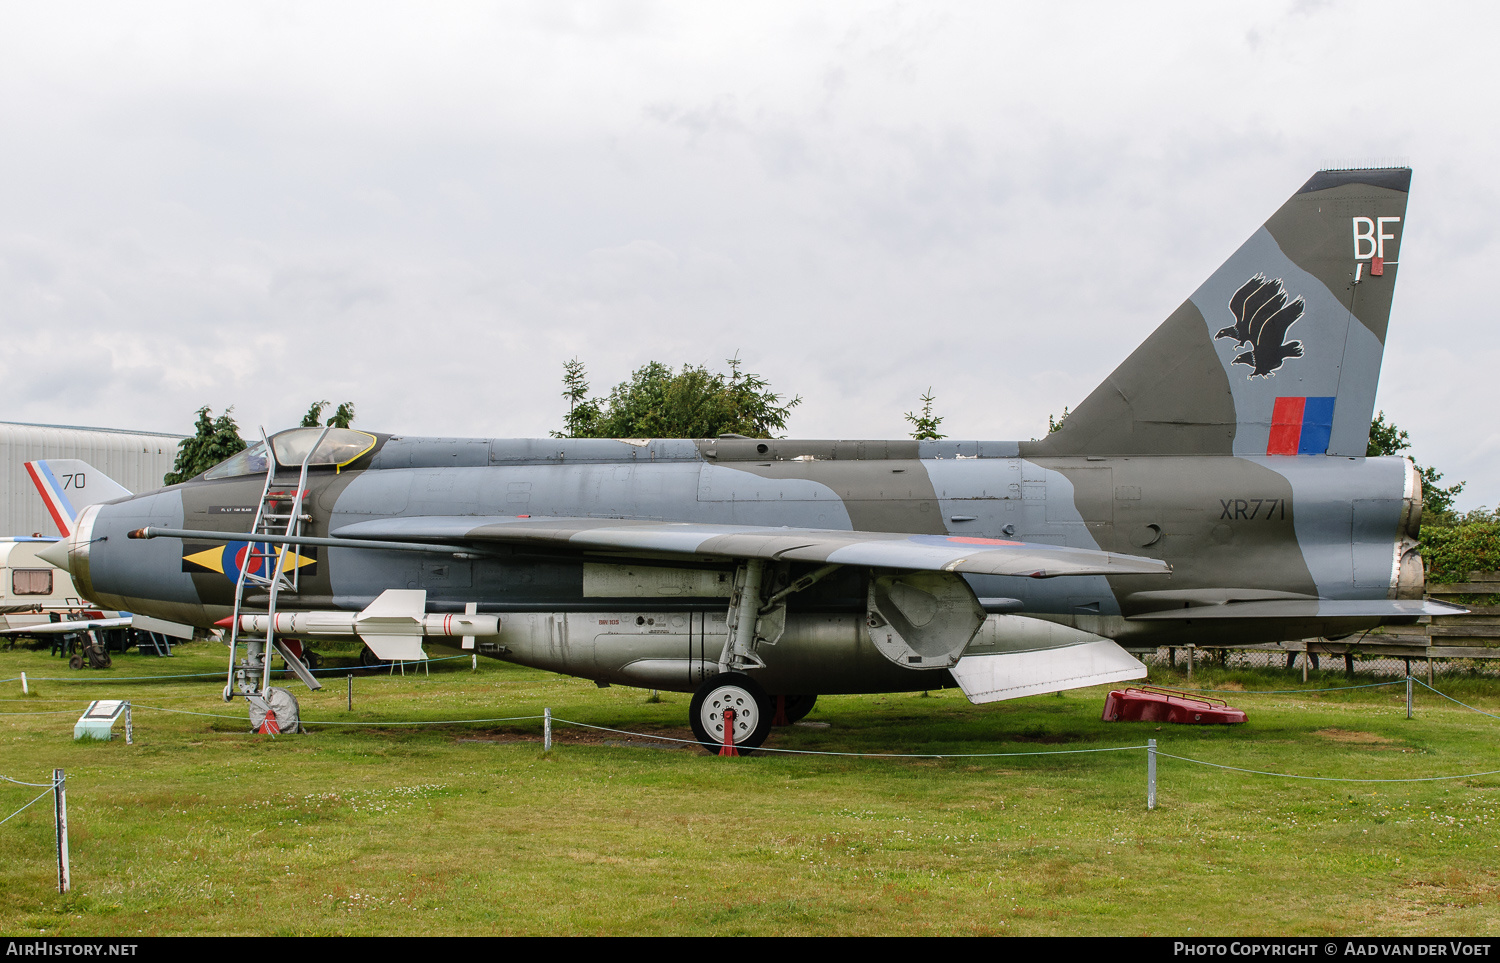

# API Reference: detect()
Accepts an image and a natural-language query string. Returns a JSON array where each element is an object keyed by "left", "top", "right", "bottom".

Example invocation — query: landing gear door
[{"left": 865, "top": 571, "right": 985, "bottom": 670}]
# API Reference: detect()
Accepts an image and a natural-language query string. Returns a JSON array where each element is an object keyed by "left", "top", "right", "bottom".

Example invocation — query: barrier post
[
  {"left": 1147, "top": 739, "right": 1157, "bottom": 810},
  {"left": 347, "top": 674, "right": 353, "bottom": 711},
  {"left": 125, "top": 702, "right": 133, "bottom": 745},
  {"left": 1407, "top": 675, "right": 1413, "bottom": 720},
  {"left": 544, "top": 708, "right": 552, "bottom": 752},
  {"left": 20, "top": 672, "right": 27, "bottom": 695},
  {"left": 54, "top": 769, "right": 69, "bottom": 893}
]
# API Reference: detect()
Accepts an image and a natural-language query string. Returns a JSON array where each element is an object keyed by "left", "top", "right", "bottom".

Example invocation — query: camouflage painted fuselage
[{"left": 67, "top": 433, "right": 1421, "bottom": 693}]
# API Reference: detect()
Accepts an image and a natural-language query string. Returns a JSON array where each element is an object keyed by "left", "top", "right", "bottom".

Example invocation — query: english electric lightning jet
[{"left": 38, "top": 167, "right": 1458, "bottom": 751}]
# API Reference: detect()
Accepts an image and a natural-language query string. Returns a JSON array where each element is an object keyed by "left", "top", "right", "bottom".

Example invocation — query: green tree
[
  {"left": 905, "top": 389, "right": 946, "bottom": 440},
  {"left": 1031, "top": 407, "right": 1071, "bottom": 440},
  {"left": 555, "top": 356, "right": 800, "bottom": 439},
  {"left": 165, "top": 406, "right": 247, "bottom": 485},
  {"left": 300, "top": 401, "right": 329, "bottom": 428},
  {"left": 301, "top": 400, "right": 356, "bottom": 429},
  {"left": 1367, "top": 411, "right": 1464, "bottom": 518},
  {"left": 1366, "top": 411, "right": 1409, "bottom": 458},
  {"left": 327, "top": 402, "right": 356, "bottom": 429},
  {"left": 556, "top": 359, "right": 604, "bottom": 439}
]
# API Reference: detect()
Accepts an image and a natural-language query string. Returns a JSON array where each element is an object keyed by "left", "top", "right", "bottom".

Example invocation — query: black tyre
[
  {"left": 771, "top": 694, "right": 818, "bottom": 725},
  {"left": 359, "top": 646, "right": 388, "bottom": 668},
  {"left": 689, "top": 673, "right": 772, "bottom": 755},
  {"left": 69, "top": 654, "right": 84, "bottom": 670}
]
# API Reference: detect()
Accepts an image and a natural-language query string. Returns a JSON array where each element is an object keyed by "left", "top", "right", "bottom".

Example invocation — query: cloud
[{"left": 1, "top": 2, "right": 1498, "bottom": 506}]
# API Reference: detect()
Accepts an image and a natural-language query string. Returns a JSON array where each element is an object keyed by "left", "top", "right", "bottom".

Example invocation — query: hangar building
[{"left": 0, "top": 421, "right": 183, "bottom": 537}]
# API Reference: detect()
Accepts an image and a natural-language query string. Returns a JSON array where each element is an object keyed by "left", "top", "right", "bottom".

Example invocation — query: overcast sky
[{"left": 2, "top": 2, "right": 1496, "bottom": 507}]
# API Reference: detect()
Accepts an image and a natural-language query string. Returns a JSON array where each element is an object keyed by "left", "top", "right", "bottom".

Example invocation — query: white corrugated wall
[{"left": 0, "top": 422, "right": 183, "bottom": 536}]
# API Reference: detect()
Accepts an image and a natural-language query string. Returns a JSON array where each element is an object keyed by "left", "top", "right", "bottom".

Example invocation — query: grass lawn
[{"left": 2, "top": 641, "right": 1498, "bottom": 936}]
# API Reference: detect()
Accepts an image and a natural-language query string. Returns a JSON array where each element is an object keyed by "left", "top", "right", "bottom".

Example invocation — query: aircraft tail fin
[
  {"left": 25, "top": 460, "right": 134, "bottom": 536},
  {"left": 1026, "top": 167, "right": 1411, "bottom": 458}
]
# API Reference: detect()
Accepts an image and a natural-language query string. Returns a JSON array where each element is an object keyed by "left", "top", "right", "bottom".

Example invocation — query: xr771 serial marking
[{"left": 1219, "top": 498, "right": 1286, "bottom": 520}]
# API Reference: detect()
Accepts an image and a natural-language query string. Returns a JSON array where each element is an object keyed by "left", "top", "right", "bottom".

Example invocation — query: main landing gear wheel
[
  {"left": 690, "top": 673, "right": 772, "bottom": 756},
  {"left": 771, "top": 694, "right": 817, "bottom": 726}
]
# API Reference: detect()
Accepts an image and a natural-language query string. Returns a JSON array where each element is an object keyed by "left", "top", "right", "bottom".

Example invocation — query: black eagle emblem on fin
[{"left": 1215, "top": 274, "right": 1305, "bottom": 378}]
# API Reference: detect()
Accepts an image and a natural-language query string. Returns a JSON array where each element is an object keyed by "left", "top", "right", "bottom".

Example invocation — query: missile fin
[
  {"left": 355, "top": 589, "right": 429, "bottom": 661},
  {"left": 462, "top": 601, "right": 477, "bottom": 650},
  {"left": 361, "top": 635, "right": 427, "bottom": 661}
]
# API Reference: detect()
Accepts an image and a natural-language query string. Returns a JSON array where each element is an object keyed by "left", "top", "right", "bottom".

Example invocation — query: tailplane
[{"left": 1028, "top": 167, "right": 1410, "bottom": 458}]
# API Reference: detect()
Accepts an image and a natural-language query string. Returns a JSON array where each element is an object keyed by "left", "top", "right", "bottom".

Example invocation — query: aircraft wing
[
  {"left": 329, "top": 515, "right": 1171, "bottom": 579},
  {"left": 0, "top": 616, "right": 132, "bottom": 636},
  {"left": 1126, "top": 598, "right": 1467, "bottom": 619}
]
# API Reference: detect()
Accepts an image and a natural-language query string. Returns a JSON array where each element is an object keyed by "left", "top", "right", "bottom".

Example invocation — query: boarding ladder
[{"left": 225, "top": 427, "right": 329, "bottom": 705}]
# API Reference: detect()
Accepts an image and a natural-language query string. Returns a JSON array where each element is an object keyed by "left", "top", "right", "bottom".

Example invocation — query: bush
[{"left": 1420, "top": 510, "right": 1500, "bottom": 585}]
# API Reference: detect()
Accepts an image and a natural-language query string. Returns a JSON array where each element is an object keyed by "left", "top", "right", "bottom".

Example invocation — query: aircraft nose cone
[{"left": 37, "top": 536, "right": 73, "bottom": 573}]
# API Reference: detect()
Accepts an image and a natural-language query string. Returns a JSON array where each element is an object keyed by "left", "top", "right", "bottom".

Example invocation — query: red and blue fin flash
[{"left": 1267, "top": 396, "right": 1335, "bottom": 455}]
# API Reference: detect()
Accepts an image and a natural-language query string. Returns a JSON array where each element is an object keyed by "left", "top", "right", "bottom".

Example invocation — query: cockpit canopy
[{"left": 201, "top": 428, "right": 377, "bottom": 480}]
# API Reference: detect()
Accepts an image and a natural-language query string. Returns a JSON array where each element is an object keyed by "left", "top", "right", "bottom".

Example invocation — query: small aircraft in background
[
  {"left": 4, "top": 462, "right": 190, "bottom": 660},
  {"left": 38, "top": 167, "right": 1460, "bottom": 750},
  {"left": 26, "top": 458, "right": 133, "bottom": 537}
]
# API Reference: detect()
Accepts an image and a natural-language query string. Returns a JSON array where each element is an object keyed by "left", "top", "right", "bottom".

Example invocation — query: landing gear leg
[
  {"left": 690, "top": 673, "right": 772, "bottom": 755},
  {"left": 232, "top": 639, "right": 303, "bottom": 733}
]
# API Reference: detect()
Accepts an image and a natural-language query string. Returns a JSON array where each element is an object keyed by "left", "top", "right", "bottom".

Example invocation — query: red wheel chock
[{"left": 718, "top": 707, "right": 739, "bottom": 756}]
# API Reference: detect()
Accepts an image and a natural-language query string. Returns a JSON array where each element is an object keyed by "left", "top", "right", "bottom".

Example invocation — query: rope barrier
[
  {"left": 0, "top": 786, "right": 57, "bottom": 828},
  {"left": 1413, "top": 679, "right": 1500, "bottom": 721},
  {"left": 122, "top": 704, "right": 247, "bottom": 721},
  {"left": 1161, "top": 679, "right": 1406, "bottom": 696},
  {"left": 4, "top": 653, "right": 475, "bottom": 684},
  {"left": 6, "top": 671, "right": 225, "bottom": 682},
  {"left": 0, "top": 773, "right": 59, "bottom": 788},
  {"left": 7, "top": 668, "right": 1500, "bottom": 785},
  {"left": 299, "top": 714, "right": 546, "bottom": 727},
  {"left": 1155, "top": 750, "right": 1500, "bottom": 784},
  {"left": 549, "top": 716, "right": 1148, "bottom": 759},
  {"left": 0, "top": 698, "right": 101, "bottom": 703},
  {"left": 0, "top": 709, "right": 88, "bottom": 717}
]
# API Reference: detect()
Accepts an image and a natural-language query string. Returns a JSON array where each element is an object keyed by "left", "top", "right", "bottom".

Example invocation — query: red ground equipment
[{"left": 1102, "top": 686, "right": 1247, "bottom": 725}]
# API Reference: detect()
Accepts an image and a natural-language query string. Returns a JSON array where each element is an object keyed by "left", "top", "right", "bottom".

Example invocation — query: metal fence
[
  {"left": 1125, "top": 572, "right": 1500, "bottom": 682},
  {"left": 1134, "top": 644, "right": 1500, "bottom": 680}
]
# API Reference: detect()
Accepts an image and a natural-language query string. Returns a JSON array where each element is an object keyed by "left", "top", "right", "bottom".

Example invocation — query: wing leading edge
[{"left": 328, "top": 515, "right": 1173, "bottom": 579}]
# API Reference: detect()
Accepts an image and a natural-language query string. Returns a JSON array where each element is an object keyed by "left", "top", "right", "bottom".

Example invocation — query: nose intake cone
[{"left": 37, "top": 537, "right": 73, "bottom": 573}]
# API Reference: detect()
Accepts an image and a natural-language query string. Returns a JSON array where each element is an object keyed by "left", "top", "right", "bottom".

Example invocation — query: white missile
[{"left": 216, "top": 590, "right": 499, "bottom": 661}]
